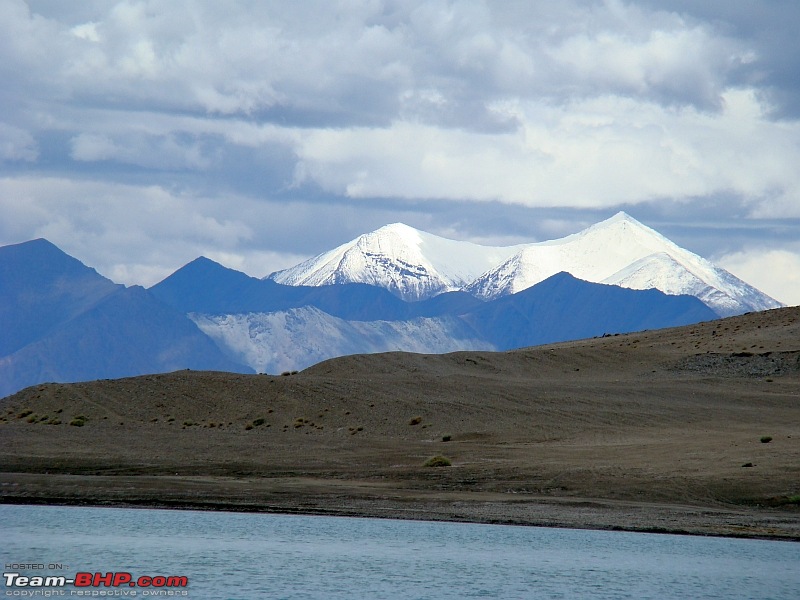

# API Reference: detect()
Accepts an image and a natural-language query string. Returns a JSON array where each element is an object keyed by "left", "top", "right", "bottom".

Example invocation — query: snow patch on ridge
[{"left": 190, "top": 307, "right": 494, "bottom": 374}]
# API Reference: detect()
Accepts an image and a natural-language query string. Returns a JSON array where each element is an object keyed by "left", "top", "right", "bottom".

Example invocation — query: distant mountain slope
[
  {"left": 462, "top": 272, "right": 719, "bottom": 349},
  {"left": 191, "top": 307, "right": 492, "bottom": 375},
  {"left": 268, "top": 223, "right": 524, "bottom": 301},
  {"left": 0, "top": 286, "right": 251, "bottom": 398},
  {"left": 0, "top": 239, "right": 121, "bottom": 356},
  {"left": 466, "top": 212, "right": 781, "bottom": 316},
  {"left": 150, "top": 256, "right": 485, "bottom": 320},
  {"left": 190, "top": 273, "right": 718, "bottom": 374}
]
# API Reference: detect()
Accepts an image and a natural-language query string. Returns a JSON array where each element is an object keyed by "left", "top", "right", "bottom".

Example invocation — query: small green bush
[
  {"left": 442, "top": 435, "right": 452, "bottom": 442},
  {"left": 252, "top": 418, "right": 266, "bottom": 427},
  {"left": 423, "top": 455, "right": 452, "bottom": 468},
  {"left": 760, "top": 436, "right": 773, "bottom": 444},
  {"left": 409, "top": 416, "right": 422, "bottom": 426},
  {"left": 70, "top": 416, "right": 87, "bottom": 427}
]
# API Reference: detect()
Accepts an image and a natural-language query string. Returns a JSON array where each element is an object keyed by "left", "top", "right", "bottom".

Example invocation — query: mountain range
[
  {"left": 271, "top": 212, "right": 778, "bottom": 316},
  {"left": 0, "top": 213, "right": 782, "bottom": 397}
]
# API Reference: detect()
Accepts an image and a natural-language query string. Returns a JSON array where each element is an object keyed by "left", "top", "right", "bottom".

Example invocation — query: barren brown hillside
[{"left": 2, "top": 307, "right": 799, "bottom": 539}]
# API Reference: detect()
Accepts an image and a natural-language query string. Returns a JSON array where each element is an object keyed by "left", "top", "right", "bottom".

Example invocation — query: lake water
[{"left": 1, "top": 504, "right": 797, "bottom": 599}]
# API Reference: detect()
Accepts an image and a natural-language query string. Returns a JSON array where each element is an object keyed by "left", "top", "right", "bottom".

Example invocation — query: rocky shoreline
[{"left": 3, "top": 473, "right": 799, "bottom": 541}]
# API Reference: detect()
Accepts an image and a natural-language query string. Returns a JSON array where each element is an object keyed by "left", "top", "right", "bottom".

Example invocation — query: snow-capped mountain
[
  {"left": 268, "top": 213, "right": 781, "bottom": 316},
  {"left": 465, "top": 212, "right": 782, "bottom": 316},
  {"left": 268, "top": 223, "right": 525, "bottom": 302}
]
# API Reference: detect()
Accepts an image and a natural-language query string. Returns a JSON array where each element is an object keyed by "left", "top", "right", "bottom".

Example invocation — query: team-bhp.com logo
[{"left": 4, "top": 572, "right": 189, "bottom": 597}]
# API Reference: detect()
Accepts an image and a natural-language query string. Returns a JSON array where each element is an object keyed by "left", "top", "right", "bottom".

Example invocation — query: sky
[{"left": 1, "top": 0, "right": 799, "bottom": 305}]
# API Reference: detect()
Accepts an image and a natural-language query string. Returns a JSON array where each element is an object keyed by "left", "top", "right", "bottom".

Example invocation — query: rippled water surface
[{"left": 2, "top": 505, "right": 798, "bottom": 599}]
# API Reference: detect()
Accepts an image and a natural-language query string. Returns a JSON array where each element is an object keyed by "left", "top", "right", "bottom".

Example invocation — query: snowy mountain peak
[
  {"left": 269, "top": 214, "right": 781, "bottom": 316},
  {"left": 268, "top": 223, "right": 525, "bottom": 301},
  {"left": 598, "top": 210, "right": 639, "bottom": 225},
  {"left": 466, "top": 214, "right": 782, "bottom": 316}
]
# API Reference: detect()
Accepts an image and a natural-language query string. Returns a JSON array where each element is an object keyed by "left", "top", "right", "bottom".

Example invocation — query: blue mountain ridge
[
  {"left": 0, "top": 241, "right": 252, "bottom": 398},
  {"left": 461, "top": 271, "right": 718, "bottom": 350},
  {"left": 0, "top": 238, "right": 121, "bottom": 356},
  {"left": 149, "top": 256, "right": 484, "bottom": 320}
]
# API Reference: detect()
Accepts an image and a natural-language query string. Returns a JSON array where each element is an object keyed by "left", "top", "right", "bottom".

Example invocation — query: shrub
[
  {"left": 70, "top": 416, "right": 87, "bottom": 427},
  {"left": 409, "top": 416, "right": 422, "bottom": 426},
  {"left": 252, "top": 418, "right": 266, "bottom": 427},
  {"left": 442, "top": 435, "right": 452, "bottom": 442},
  {"left": 19, "top": 409, "right": 33, "bottom": 419},
  {"left": 760, "top": 436, "right": 773, "bottom": 444},
  {"left": 423, "top": 455, "right": 452, "bottom": 468}
]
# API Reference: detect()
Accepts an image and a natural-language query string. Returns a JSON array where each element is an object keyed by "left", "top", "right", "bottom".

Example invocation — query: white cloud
[
  {"left": 70, "top": 21, "right": 100, "bottom": 43},
  {"left": 70, "top": 132, "right": 214, "bottom": 170},
  {"left": 550, "top": 26, "right": 736, "bottom": 107},
  {"left": 0, "top": 176, "right": 254, "bottom": 282},
  {"left": 717, "top": 247, "right": 800, "bottom": 307},
  {"left": 0, "top": 124, "right": 38, "bottom": 162},
  {"left": 0, "top": 174, "right": 355, "bottom": 285},
  {"left": 292, "top": 88, "right": 800, "bottom": 210}
]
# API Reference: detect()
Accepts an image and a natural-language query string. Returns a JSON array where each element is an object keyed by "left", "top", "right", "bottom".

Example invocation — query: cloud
[
  {"left": 0, "top": 176, "right": 255, "bottom": 284},
  {"left": 1, "top": 0, "right": 797, "bottom": 301},
  {"left": 70, "top": 132, "right": 215, "bottom": 170},
  {"left": 3, "top": 1, "right": 764, "bottom": 126},
  {"left": 292, "top": 88, "right": 800, "bottom": 209},
  {"left": 0, "top": 124, "right": 39, "bottom": 162},
  {"left": 7, "top": 1, "right": 793, "bottom": 211},
  {"left": 717, "top": 247, "right": 800, "bottom": 306}
]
